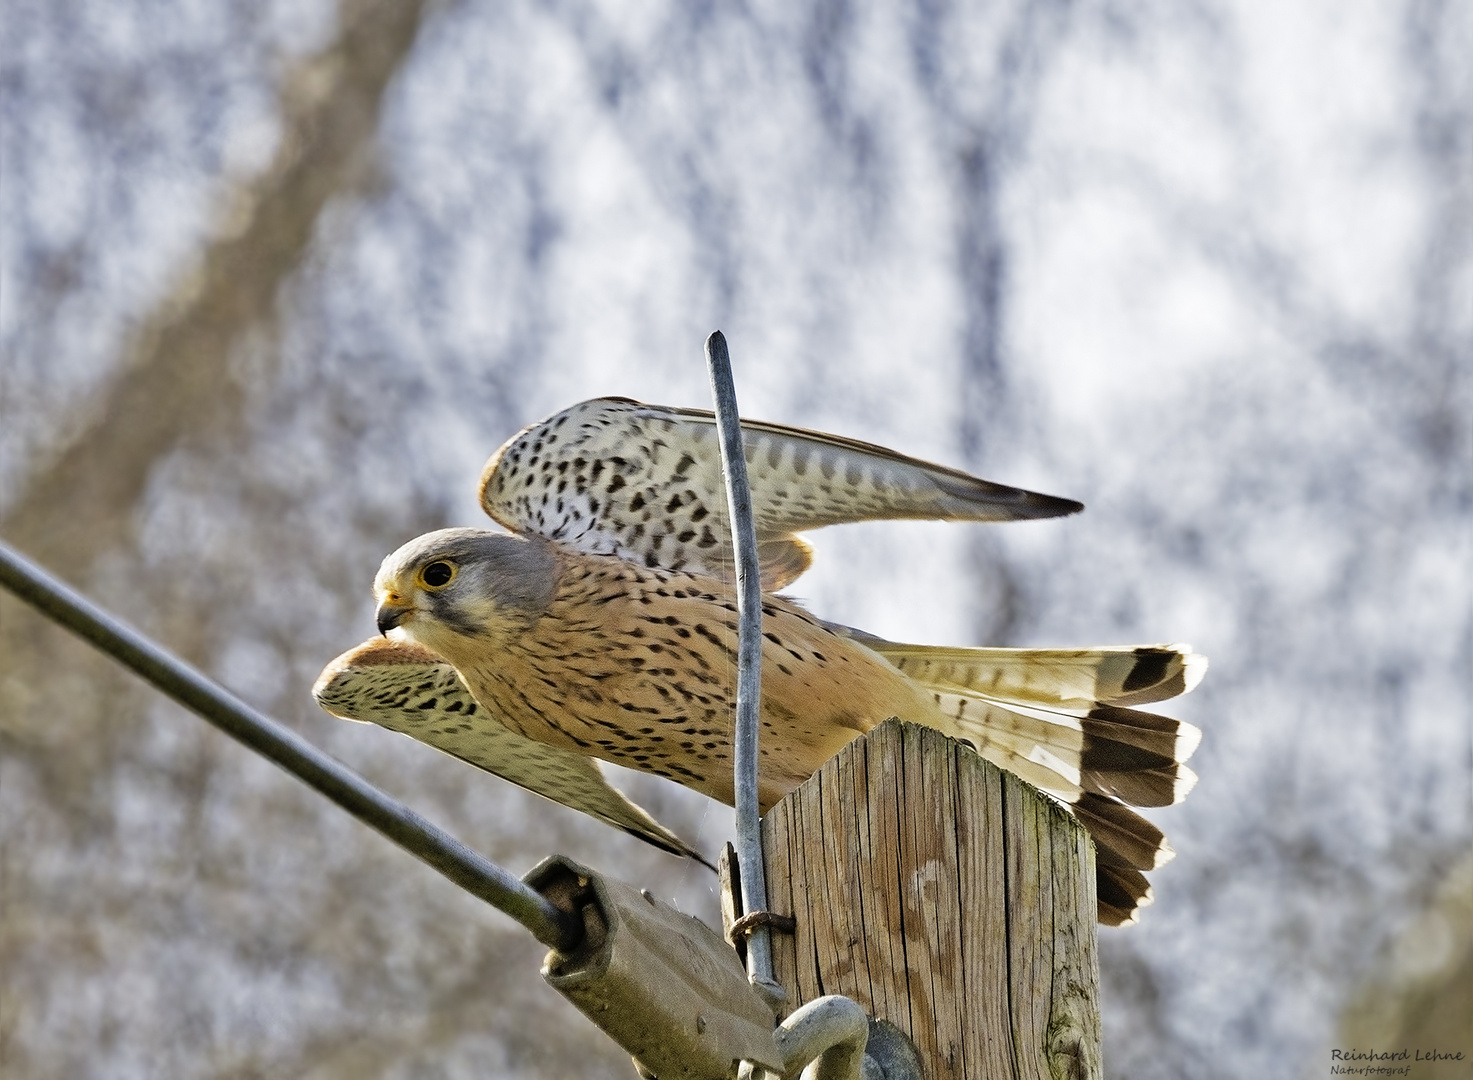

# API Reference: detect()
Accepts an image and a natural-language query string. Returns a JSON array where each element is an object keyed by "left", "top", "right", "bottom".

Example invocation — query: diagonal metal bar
[
  {"left": 704, "top": 330, "right": 784, "bottom": 1006},
  {"left": 0, "top": 538, "right": 581, "bottom": 952}
]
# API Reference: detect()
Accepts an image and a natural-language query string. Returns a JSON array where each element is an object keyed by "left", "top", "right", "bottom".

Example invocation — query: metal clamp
[
  {"left": 727, "top": 911, "right": 798, "bottom": 949},
  {"left": 527, "top": 855, "right": 784, "bottom": 1080}
]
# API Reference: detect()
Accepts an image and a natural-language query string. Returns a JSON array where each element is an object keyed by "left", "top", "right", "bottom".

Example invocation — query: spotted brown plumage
[
  {"left": 478, "top": 397, "right": 1083, "bottom": 590},
  {"left": 317, "top": 398, "right": 1207, "bottom": 925},
  {"left": 313, "top": 637, "right": 708, "bottom": 864}
]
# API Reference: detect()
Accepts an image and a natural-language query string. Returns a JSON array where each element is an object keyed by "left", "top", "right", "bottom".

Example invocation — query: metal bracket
[
  {"left": 526, "top": 855, "right": 784, "bottom": 1080},
  {"left": 719, "top": 842, "right": 797, "bottom": 962}
]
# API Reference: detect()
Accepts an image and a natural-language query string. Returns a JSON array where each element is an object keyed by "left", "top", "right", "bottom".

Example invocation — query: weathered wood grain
[{"left": 759, "top": 718, "right": 1101, "bottom": 1079}]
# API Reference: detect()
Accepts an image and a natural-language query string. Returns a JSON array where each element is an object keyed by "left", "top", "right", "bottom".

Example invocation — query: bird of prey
[{"left": 315, "top": 397, "right": 1204, "bottom": 924}]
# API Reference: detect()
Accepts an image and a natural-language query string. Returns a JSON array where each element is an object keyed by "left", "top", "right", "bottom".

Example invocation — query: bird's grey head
[{"left": 373, "top": 528, "right": 560, "bottom": 656}]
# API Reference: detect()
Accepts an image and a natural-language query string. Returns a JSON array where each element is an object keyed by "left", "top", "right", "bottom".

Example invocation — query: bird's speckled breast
[{"left": 455, "top": 551, "right": 941, "bottom": 809}]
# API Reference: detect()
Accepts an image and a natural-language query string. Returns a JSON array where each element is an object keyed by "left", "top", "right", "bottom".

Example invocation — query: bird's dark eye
[{"left": 421, "top": 561, "right": 454, "bottom": 588}]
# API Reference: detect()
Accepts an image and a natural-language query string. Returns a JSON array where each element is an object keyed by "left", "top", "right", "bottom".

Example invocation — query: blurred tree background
[{"left": 1, "top": 1, "right": 1468, "bottom": 1077}]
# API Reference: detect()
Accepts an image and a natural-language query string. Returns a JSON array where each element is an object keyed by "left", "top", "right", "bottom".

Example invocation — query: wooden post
[{"left": 758, "top": 719, "right": 1101, "bottom": 1080}]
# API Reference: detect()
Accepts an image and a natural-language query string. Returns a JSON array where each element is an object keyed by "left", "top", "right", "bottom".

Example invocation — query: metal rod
[
  {"left": 0, "top": 538, "right": 582, "bottom": 953},
  {"left": 704, "top": 330, "right": 783, "bottom": 1005}
]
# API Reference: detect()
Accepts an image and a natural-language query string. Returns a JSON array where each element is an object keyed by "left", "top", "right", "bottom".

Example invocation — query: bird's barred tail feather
[{"left": 849, "top": 634, "right": 1206, "bottom": 925}]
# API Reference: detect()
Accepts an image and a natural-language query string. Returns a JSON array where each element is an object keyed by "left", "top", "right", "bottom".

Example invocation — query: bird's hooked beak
[{"left": 376, "top": 592, "right": 415, "bottom": 636}]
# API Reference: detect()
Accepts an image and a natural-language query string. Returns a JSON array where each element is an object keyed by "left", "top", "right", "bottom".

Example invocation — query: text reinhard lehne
[
  {"left": 1332, "top": 1050, "right": 1465, "bottom": 1062},
  {"left": 1331, "top": 1043, "right": 1467, "bottom": 1072}
]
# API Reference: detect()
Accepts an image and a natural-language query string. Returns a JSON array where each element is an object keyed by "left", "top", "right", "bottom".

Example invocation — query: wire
[
  {"left": 704, "top": 330, "right": 785, "bottom": 1006},
  {"left": 0, "top": 537, "right": 582, "bottom": 953}
]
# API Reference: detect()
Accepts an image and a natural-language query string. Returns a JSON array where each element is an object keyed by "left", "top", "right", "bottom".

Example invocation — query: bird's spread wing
[
  {"left": 840, "top": 632, "right": 1206, "bottom": 925},
  {"left": 478, "top": 397, "right": 1082, "bottom": 590},
  {"left": 313, "top": 638, "right": 709, "bottom": 865}
]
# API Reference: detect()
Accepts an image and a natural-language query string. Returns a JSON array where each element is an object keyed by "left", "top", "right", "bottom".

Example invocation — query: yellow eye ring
[{"left": 419, "top": 561, "right": 456, "bottom": 589}]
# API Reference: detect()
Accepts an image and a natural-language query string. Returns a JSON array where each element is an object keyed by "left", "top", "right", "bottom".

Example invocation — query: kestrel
[{"left": 315, "top": 398, "right": 1204, "bottom": 925}]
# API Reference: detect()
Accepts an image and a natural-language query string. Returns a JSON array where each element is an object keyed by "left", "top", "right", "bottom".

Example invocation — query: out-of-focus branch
[
  {"left": 1335, "top": 851, "right": 1473, "bottom": 1068},
  {"left": 1, "top": 0, "right": 431, "bottom": 565},
  {"left": 0, "top": 0, "right": 434, "bottom": 848}
]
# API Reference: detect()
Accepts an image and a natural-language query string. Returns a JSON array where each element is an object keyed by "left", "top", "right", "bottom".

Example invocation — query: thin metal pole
[
  {"left": 0, "top": 538, "right": 581, "bottom": 953},
  {"left": 704, "top": 330, "right": 783, "bottom": 1006}
]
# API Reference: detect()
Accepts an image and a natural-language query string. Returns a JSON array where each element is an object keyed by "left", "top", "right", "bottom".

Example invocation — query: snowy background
[{"left": 2, "top": 1, "right": 1469, "bottom": 1077}]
